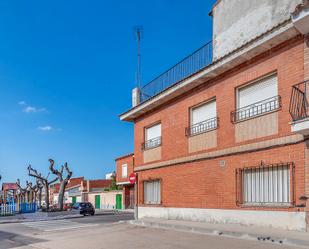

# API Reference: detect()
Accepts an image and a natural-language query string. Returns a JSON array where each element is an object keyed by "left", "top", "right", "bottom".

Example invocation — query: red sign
[{"left": 129, "top": 173, "right": 136, "bottom": 184}]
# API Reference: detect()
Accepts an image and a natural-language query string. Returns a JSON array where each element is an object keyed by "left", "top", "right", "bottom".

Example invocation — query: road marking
[{"left": 22, "top": 219, "right": 98, "bottom": 232}]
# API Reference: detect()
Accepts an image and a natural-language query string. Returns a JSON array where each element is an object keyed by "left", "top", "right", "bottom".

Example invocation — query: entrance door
[
  {"left": 95, "top": 195, "right": 100, "bottom": 209},
  {"left": 116, "top": 194, "right": 122, "bottom": 210},
  {"left": 72, "top": 196, "right": 77, "bottom": 204},
  {"left": 129, "top": 187, "right": 135, "bottom": 209}
]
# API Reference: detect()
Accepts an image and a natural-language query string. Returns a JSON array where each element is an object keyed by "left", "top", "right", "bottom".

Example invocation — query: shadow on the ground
[{"left": 0, "top": 231, "right": 47, "bottom": 249}]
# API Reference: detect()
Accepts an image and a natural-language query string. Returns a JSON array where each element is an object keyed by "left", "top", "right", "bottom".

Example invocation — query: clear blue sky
[{"left": 0, "top": 0, "right": 215, "bottom": 183}]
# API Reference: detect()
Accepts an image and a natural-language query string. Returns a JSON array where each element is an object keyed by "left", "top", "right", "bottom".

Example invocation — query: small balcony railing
[
  {"left": 185, "top": 117, "right": 218, "bottom": 136},
  {"left": 142, "top": 136, "right": 162, "bottom": 150},
  {"left": 289, "top": 80, "right": 309, "bottom": 121},
  {"left": 140, "top": 41, "right": 213, "bottom": 103},
  {"left": 231, "top": 95, "right": 281, "bottom": 123}
]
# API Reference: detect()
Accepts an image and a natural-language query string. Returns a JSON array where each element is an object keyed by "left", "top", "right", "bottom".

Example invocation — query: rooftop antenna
[{"left": 134, "top": 26, "right": 143, "bottom": 89}]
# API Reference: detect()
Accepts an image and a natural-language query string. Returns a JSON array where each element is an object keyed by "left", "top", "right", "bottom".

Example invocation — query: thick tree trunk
[
  {"left": 44, "top": 182, "right": 50, "bottom": 210},
  {"left": 38, "top": 189, "right": 42, "bottom": 208},
  {"left": 49, "top": 159, "right": 72, "bottom": 211},
  {"left": 58, "top": 181, "right": 68, "bottom": 210}
]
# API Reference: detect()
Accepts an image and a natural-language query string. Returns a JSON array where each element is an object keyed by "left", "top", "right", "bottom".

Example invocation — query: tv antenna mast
[{"left": 134, "top": 26, "right": 143, "bottom": 89}]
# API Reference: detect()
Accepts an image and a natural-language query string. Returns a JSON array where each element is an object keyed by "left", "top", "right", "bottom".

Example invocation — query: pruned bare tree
[
  {"left": 26, "top": 180, "right": 42, "bottom": 204},
  {"left": 28, "top": 164, "right": 58, "bottom": 211},
  {"left": 49, "top": 159, "right": 72, "bottom": 211},
  {"left": 35, "top": 178, "right": 44, "bottom": 208},
  {"left": 26, "top": 181, "right": 33, "bottom": 202},
  {"left": 16, "top": 179, "right": 27, "bottom": 203}
]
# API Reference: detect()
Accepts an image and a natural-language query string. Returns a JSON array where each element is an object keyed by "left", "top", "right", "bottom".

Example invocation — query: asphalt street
[{"left": 73, "top": 211, "right": 134, "bottom": 224}]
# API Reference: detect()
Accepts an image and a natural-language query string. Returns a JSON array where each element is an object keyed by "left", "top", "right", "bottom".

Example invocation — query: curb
[{"left": 128, "top": 220, "right": 309, "bottom": 248}]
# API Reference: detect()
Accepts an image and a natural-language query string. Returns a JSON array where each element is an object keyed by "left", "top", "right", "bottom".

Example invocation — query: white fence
[{"left": 0, "top": 203, "right": 16, "bottom": 216}]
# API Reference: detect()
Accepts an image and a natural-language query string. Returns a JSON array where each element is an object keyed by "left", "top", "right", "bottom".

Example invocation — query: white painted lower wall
[
  {"left": 88, "top": 191, "right": 122, "bottom": 210},
  {"left": 138, "top": 207, "right": 306, "bottom": 232}
]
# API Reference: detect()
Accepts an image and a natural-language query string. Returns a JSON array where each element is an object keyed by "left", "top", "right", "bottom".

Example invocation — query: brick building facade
[
  {"left": 120, "top": 0, "right": 309, "bottom": 231},
  {"left": 115, "top": 153, "right": 135, "bottom": 209}
]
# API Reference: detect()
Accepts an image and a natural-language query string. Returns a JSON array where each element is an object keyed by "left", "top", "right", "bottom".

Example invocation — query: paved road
[
  {"left": 74, "top": 211, "right": 134, "bottom": 224},
  {"left": 18, "top": 211, "right": 133, "bottom": 232},
  {"left": 0, "top": 212, "right": 304, "bottom": 249},
  {"left": 21, "top": 219, "right": 98, "bottom": 232}
]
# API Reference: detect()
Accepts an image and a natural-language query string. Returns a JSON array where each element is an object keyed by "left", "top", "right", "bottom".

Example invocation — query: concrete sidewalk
[
  {"left": 129, "top": 218, "right": 309, "bottom": 248},
  {"left": 95, "top": 209, "right": 134, "bottom": 215}
]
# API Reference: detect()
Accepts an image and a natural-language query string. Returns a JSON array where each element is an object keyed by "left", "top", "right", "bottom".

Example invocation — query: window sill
[
  {"left": 240, "top": 203, "right": 293, "bottom": 208},
  {"left": 143, "top": 144, "right": 161, "bottom": 151},
  {"left": 141, "top": 203, "right": 162, "bottom": 207}
]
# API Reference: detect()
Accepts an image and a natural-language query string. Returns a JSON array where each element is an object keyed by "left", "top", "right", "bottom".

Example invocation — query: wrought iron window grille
[{"left": 235, "top": 162, "right": 295, "bottom": 207}]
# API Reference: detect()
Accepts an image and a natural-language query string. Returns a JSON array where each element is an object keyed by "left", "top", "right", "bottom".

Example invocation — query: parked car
[
  {"left": 72, "top": 202, "right": 95, "bottom": 216},
  {"left": 63, "top": 203, "right": 73, "bottom": 211}
]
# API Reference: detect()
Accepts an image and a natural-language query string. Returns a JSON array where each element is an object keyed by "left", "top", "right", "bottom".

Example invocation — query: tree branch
[
  {"left": 16, "top": 179, "right": 27, "bottom": 193},
  {"left": 64, "top": 163, "right": 73, "bottom": 181},
  {"left": 49, "top": 159, "right": 64, "bottom": 181},
  {"left": 28, "top": 165, "right": 46, "bottom": 181},
  {"left": 48, "top": 177, "right": 59, "bottom": 185}
]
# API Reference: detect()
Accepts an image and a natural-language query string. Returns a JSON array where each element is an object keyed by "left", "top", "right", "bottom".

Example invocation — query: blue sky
[{"left": 0, "top": 0, "right": 215, "bottom": 183}]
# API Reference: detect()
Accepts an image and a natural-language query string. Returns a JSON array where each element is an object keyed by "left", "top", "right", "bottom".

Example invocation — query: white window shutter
[
  {"left": 122, "top": 164, "right": 127, "bottom": 178},
  {"left": 191, "top": 100, "right": 216, "bottom": 125},
  {"left": 243, "top": 165, "right": 290, "bottom": 204},
  {"left": 146, "top": 123, "right": 161, "bottom": 141},
  {"left": 144, "top": 180, "right": 161, "bottom": 204},
  {"left": 238, "top": 74, "right": 278, "bottom": 108}
]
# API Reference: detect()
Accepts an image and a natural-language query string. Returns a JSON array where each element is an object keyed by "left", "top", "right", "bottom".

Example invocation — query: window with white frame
[
  {"left": 144, "top": 123, "right": 161, "bottom": 150},
  {"left": 144, "top": 180, "right": 161, "bottom": 204},
  {"left": 188, "top": 100, "right": 217, "bottom": 136},
  {"left": 121, "top": 164, "right": 128, "bottom": 178},
  {"left": 233, "top": 74, "right": 279, "bottom": 122},
  {"left": 242, "top": 164, "right": 291, "bottom": 205}
]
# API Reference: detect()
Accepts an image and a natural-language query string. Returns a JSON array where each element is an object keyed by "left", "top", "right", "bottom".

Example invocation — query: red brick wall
[
  {"left": 89, "top": 180, "right": 112, "bottom": 189},
  {"left": 134, "top": 37, "right": 305, "bottom": 167},
  {"left": 115, "top": 154, "right": 134, "bottom": 184},
  {"left": 137, "top": 143, "right": 305, "bottom": 211},
  {"left": 133, "top": 36, "right": 306, "bottom": 211}
]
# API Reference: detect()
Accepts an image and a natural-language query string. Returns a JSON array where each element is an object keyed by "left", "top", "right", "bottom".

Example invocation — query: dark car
[{"left": 72, "top": 202, "right": 95, "bottom": 216}]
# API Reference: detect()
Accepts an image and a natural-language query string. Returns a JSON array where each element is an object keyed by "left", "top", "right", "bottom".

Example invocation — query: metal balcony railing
[
  {"left": 142, "top": 136, "right": 162, "bottom": 150},
  {"left": 231, "top": 95, "right": 281, "bottom": 123},
  {"left": 185, "top": 117, "right": 218, "bottom": 136},
  {"left": 140, "top": 41, "right": 213, "bottom": 103},
  {"left": 289, "top": 80, "right": 309, "bottom": 121}
]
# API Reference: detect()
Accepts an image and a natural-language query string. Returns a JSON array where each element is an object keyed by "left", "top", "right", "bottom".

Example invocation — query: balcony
[
  {"left": 142, "top": 136, "right": 162, "bottom": 150},
  {"left": 185, "top": 117, "right": 218, "bottom": 137},
  {"left": 231, "top": 96, "right": 281, "bottom": 124},
  {"left": 140, "top": 41, "right": 213, "bottom": 103},
  {"left": 289, "top": 80, "right": 309, "bottom": 135}
]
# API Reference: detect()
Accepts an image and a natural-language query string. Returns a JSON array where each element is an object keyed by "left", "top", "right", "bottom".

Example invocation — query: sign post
[{"left": 129, "top": 173, "right": 138, "bottom": 220}]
